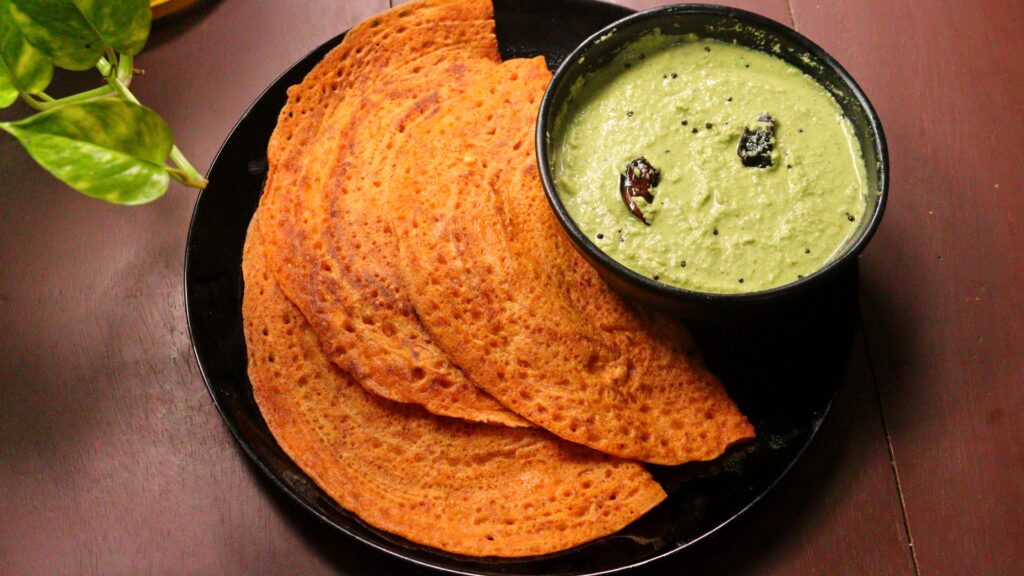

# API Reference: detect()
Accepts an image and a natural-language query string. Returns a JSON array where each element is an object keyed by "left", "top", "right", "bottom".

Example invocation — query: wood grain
[
  {"left": 2, "top": 0, "right": 1017, "bottom": 574},
  {"left": 788, "top": 1, "right": 1024, "bottom": 573}
]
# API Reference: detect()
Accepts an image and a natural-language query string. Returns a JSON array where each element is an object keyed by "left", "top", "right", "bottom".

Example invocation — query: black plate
[{"left": 185, "top": 1, "right": 858, "bottom": 574}]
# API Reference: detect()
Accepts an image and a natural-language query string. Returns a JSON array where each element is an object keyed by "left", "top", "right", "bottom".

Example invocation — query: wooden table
[{"left": 1, "top": 1, "right": 1020, "bottom": 574}]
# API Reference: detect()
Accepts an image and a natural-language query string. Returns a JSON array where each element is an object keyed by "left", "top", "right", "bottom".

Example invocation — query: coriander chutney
[{"left": 550, "top": 34, "right": 868, "bottom": 294}]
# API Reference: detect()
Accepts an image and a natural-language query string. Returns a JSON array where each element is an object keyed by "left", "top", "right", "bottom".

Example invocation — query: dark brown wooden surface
[
  {"left": 787, "top": 1, "right": 1024, "bottom": 574},
  {"left": 0, "top": 1, "right": 1019, "bottom": 574}
]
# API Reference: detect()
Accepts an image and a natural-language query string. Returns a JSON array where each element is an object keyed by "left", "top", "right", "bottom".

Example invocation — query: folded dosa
[
  {"left": 258, "top": 0, "right": 526, "bottom": 426},
  {"left": 243, "top": 222, "right": 666, "bottom": 557}
]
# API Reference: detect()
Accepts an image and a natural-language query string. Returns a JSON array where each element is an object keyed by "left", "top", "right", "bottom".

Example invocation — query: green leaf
[
  {"left": 0, "top": 56, "right": 16, "bottom": 107},
  {"left": 8, "top": 0, "right": 151, "bottom": 71},
  {"left": 0, "top": 0, "right": 53, "bottom": 107},
  {"left": 0, "top": 98, "right": 173, "bottom": 204}
]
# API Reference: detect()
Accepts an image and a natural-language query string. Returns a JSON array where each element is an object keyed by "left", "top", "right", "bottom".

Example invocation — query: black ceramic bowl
[{"left": 536, "top": 4, "right": 888, "bottom": 323}]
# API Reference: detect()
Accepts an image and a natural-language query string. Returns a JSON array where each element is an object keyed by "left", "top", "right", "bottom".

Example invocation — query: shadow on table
[{"left": 855, "top": 236, "right": 922, "bottom": 434}]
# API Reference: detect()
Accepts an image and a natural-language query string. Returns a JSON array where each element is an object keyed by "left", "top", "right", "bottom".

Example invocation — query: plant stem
[
  {"left": 19, "top": 86, "right": 115, "bottom": 110},
  {"left": 96, "top": 56, "right": 208, "bottom": 189},
  {"left": 116, "top": 54, "right": 133, "bottom": 86},
  {"left": 19, "top": 92, "right": 47, "bottom": 110},
  {"left": 97, "top": 57, "right": 113, "bottom": 77},
  {"left": 166, "top": 155, "right": 208, "bottom": 188},
  {"left": 54, "top": 86, "right": 115, "bottom": 106},
  {"left": 167, "top": 146, "right": 208, "bottom": 189}
]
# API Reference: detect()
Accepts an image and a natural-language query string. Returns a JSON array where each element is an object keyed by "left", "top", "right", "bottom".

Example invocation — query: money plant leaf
[{"left": 0, "top": 98, "right": 174, "bottom": 204}]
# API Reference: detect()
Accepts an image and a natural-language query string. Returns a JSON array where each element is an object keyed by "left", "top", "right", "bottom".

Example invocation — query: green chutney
[{"left": 551, "top": 34, "right": 868, "bottom": 294}]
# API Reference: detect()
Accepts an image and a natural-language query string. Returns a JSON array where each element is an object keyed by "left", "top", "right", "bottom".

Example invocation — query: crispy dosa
[
  {"left": 387, "top": 58, "right": 755, "bottom": 465},
  {"left": 242, "top": 222, "right": 666, "bottom": 557},
  {"left": 258, "top": 0, "right": 527, "bottom": 426}
]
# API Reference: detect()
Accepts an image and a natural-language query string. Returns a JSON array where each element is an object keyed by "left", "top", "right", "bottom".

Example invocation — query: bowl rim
[{"left": 535, "top": 2, "right": 889, "bottom": 303}]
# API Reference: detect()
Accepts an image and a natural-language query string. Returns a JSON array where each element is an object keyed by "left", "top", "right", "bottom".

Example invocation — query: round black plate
[{"left": 185, "top": 1, "right": 858, "bottom": 574}]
